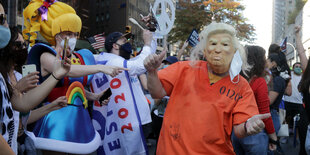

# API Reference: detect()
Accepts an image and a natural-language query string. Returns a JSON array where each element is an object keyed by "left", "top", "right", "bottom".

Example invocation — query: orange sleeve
[
  {"left": 158, "top": 62, "right": 182, "bottom": 96},
  {"left": 232, "top": 80, "right": 260, "bottom": 125}
]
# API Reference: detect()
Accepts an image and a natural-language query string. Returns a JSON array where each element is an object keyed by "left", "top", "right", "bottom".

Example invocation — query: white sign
[{"left": 152, "top": 0, "right": 175, "bottom": 36}]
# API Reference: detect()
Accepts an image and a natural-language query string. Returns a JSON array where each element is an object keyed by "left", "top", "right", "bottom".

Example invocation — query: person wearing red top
[
  {"left": 144, "top": 22, "right": 271, "bottom": 155},
  {"left": 231, "top": 46, "right": 277, "bottom": 154}
]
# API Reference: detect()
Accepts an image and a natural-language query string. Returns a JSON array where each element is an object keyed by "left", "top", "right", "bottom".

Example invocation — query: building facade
[
  {"left": 297, "top": 1, "right": 310, "bottom": 60},
  {"left": 272, "top": 0, "right": 300, "bottom": 66},
  {"left": 70, "top": 0, "right": 154, "bottom": 51},
  {"left": 4, "top": 0, "right": 159, "bottom": 52}
]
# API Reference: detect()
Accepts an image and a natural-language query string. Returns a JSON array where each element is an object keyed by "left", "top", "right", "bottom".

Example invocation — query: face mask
[
  {"left": 294, "top": 67, "right": 302, "bottom": 75},
  {"left": 119, "top": 42, "right": 132, "bottom": 60},
  {"left": 163, "top": 65, "right": 169, "bottom": 69},
  {"left": 61, "top": 38, "right": 77, "bottom": 52},
  {"left": 0, "top": 25, "right": 11, "bottom": 49},
  {"left": 120, "top": 42, "right": 132, "bottom": 54},
  {"left": 229, "top": 50, "right": 242, "bottom": 83},
  {"left": 12, "top": 48, "right": 28, "bottom": 67}
]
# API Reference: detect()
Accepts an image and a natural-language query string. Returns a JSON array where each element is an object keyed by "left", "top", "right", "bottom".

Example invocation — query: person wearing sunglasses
[
  {"left": 0, "top": 1, "right": 72, "bottom": 154},
  {"left": 7, "top": 27, "right": 75, "bottom": 154}
]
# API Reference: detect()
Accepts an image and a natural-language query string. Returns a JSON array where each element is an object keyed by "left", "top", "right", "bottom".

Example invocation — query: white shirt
[
  {"left": 283, "top": 73, "right": 303, "bottom": 104},
  {"left": 94, "top": 40, "right": 157, "bottom": 125},
  {"left": 0, "top": 73, "right": 18, "bottom": 154}
]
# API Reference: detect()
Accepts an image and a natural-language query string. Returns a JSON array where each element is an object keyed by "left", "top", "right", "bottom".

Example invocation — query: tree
[
  {"left": 168, "top": 0, "right": 256, "bottom": 45},
  {"left": 287, "top": 0, "right": 308, "bottom": 24}
]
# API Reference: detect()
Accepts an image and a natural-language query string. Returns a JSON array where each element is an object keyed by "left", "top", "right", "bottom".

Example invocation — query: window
[
  {"left": 101, "top": 13, "right": 104, "bottom": 21},
  {"left": 106, "top": 13, "right": 110, "bottom": 21},
  {"left": 96, "top": 14, "right": 99, "bottom": 22}
]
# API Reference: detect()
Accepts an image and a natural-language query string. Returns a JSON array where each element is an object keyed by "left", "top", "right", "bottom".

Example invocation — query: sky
[{"left": 241, "top": 0, "right": 273, "bottom": 51}]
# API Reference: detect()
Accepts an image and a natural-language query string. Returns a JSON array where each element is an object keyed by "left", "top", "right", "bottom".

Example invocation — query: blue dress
[{"left": 25, "top": 43, "right": 101, "bottom": 154}]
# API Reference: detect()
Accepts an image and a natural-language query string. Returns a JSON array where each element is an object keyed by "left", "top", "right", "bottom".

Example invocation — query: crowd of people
[{"left": 1, "top": 0, "right": 310, "bottom": 155}]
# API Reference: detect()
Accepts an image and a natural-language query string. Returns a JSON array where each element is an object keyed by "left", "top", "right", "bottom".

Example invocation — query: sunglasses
[
  {"left": 0, "top": 14, "right": 7, "bottom": 25},
  {"left": 12, "top": 41, "right": 27, "bottom": 50}
]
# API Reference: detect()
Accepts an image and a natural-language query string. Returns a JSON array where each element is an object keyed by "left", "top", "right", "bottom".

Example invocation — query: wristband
[
  {"left": 244, "top": 119, "right": 248, "bottom": 135},
  {"left": 51, "top": 72, "right": 61, "bottom": 80},
  {"left": 269, "top": 138, "right": 278, "bottom": 145}
]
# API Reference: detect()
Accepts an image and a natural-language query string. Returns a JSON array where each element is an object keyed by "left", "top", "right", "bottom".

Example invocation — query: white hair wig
[{"left": 190, "top": 22, "right": 250, "bottom": 74}]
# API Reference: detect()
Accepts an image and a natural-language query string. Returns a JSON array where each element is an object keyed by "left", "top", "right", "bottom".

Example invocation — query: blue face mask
[
  {"left": 163, "top": 65, "right": 169, "bottom": 69},
  {"left": 0, "top": 25, "right": 11, "bottom": 49},
  {"left": 294, "top": 67, "right": 302, "bottom": 75}
]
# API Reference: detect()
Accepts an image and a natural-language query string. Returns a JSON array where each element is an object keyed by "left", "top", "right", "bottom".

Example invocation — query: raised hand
[
  {"left": 52, "top": 49, "right": 71, "bottom": 80},
  {"left": 15, "top": 71, "right": 39, "bottom": 93},
  {"left": 144, "top": 49, "right": 167, "bottom": 72},
  {"left": 101, "top": 65, "right": 128, "bottom": 77},
  {"left": 295, "top": 25, "right": 301, "bottom": 35},
  {"left": 245, "top": 113, "right": 271, "bottom": 135},
  {"left": 182, "top": 40, "right": 189, "bottom": 49},
  {"left": 140, "top": 13, "right": 157, "bottom": 32}
]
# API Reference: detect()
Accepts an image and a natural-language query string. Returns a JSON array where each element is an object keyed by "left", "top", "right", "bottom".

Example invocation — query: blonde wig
[{"left": 23, "top": 0, "right": 82, "bottom": 46}]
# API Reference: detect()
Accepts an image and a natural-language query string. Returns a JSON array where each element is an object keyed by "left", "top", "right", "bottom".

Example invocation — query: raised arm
[
  {"left": 11, "top": 51, "right": 71, "bottom": 112},
  {"left": 295, "top": 26, "right": 308, "bottom": 71},
  {"left": 41, "top": 52, "right": 126, "bottom": 78},
  {"left": 144, "top": 50, "right": 167, "bottom": 99},
  {"left": 127, "top": 30, "right": 155, "bottom": 76},
  {"left": 176, "top": 41, "right": 189, "bottom": 60}
]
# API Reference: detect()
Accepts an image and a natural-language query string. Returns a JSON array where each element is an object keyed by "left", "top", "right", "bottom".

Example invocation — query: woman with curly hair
[{"left": 232, "top": 45, "right": 277, "bottom": 154}]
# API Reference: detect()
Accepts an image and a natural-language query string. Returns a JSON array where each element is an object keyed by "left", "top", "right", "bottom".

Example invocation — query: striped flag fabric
[
  {"left": 280, "top": 37, "right": 287, "bottom": 52},
  {"left": 88, "top": 33, "right": 105, "bottom": 50}
]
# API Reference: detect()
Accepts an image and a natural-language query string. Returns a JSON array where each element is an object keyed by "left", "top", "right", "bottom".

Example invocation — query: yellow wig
[{"left": 23, "top": 0, "right": 82, "bottom": 46}]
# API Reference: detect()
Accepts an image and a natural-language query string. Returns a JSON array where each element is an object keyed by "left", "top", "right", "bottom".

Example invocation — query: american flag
[
  {"left": 280, "top": 37, "right": 287, "bottom": 53},
  {"left": 88, "top": 33, "right": 105, "bottom": 50}
]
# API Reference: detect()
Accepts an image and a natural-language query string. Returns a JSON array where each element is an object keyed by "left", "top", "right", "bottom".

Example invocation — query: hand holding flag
[{"left": 280, "top": 37, "right": 287, "bottom": 53}]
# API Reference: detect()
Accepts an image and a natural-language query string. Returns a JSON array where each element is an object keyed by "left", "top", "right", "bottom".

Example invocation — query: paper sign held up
[{"left": 187, "top": 29, "right": 199, "bottom": 47}]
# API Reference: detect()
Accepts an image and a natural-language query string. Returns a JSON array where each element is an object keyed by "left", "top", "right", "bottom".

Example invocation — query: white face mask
[
  {"left": 61, "top": 38, "right": 77, "bottom": 52},
  {"left": 229, "top": 50, "right": 242, "bottom": 83}
]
